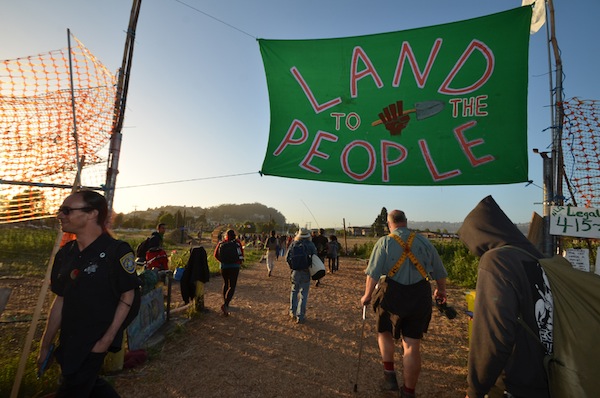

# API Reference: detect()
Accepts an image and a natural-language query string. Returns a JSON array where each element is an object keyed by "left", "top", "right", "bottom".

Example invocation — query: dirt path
[{"left": 114, "top": 257, "right": 469, "bottom": 397}]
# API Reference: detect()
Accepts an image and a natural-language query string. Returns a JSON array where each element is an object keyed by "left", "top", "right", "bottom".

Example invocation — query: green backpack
[
  {"left": 536, "top": 255, "right": 600, "bottom": 398},
  {"left": 504, "top": 247, "right": 600, "bottom": 398}
]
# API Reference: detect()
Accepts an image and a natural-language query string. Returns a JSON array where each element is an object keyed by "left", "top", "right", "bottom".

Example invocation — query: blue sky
[{"left": 2, "top": 0, "right": 599, "bottom": 229}]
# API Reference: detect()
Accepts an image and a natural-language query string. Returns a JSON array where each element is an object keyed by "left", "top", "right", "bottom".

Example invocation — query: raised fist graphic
[{"left": 378, "top": 100, "right": 410, "bottom": 136}]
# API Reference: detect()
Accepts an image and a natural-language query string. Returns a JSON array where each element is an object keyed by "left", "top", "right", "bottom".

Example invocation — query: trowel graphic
[{"left": 371, "top": 100, "right": 445, "bottom": 136}]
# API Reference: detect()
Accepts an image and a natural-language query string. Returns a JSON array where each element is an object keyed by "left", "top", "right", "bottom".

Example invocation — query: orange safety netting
[
  {"left": 563, "top": 97, "right": 600, "bottom": 208},
  {"left": 1, "top": 34, "right": 116, "bottom": 224}
]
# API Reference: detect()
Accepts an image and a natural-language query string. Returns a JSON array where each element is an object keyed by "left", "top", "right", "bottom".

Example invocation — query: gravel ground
[{"left": 111, "top": 256, "right": 470, "bottom": 397}]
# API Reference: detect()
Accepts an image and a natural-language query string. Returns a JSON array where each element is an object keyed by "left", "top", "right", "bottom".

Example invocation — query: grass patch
[
  {"left": 0, "top": 227, "right": 56, "bottom": 277},
  {"left": 0, "top": 340, "right": 61, "bottom": 398}
]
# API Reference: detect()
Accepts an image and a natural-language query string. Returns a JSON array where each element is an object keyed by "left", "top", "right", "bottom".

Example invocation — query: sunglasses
[{"left": 57, "top": 206, "right": 93, "bottom": 215}]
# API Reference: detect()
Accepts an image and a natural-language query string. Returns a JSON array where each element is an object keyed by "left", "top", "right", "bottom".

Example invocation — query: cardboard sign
[
  {"left": 564, "top": 248, "right": 590, "bottom": 272},
  {"left": 550, "top": 206, "right": 600, "bottom": 238}
]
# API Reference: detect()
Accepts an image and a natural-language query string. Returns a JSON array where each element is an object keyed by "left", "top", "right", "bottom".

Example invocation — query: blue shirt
[{"left": 365, "top": 227, "right": 447, "bottom": 285}]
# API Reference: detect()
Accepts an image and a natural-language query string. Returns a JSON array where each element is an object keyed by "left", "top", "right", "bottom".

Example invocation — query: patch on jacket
[{"left": 120, "top": 252, "right": 136, "bottom": 274}]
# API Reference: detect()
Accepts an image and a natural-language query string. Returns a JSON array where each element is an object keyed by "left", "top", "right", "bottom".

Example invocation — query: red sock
[
  {"left": 383, "top": 361, "right": 394, "bottom": 372},
  {"left": 402, "top": 385, "right": 415, "bottom": 394}
]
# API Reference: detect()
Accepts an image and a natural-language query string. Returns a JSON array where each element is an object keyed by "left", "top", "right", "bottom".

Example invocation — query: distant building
[
  {"left": 419, "top": 231, "right": 439, "bottom": 240},
  {"left": 347, "top": 226, "right": 370, "bottom": 236},
  {"left": 417, "top": 230, "right": 458, "bottom": 241}
]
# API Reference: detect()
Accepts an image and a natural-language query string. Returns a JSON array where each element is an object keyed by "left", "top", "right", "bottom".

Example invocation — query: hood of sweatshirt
[{"left": 457, "top": 195, "right": 543, "bottom": 258}]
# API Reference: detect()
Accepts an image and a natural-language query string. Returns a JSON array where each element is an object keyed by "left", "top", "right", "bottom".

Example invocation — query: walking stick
[{"left": 353, "top": 305, "right": 367, "bottom": 393}]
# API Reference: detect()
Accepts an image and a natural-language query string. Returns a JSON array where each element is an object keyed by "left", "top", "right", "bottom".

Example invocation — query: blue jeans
[{"left": 290, "top": 269, "right": 311, "bottom": 320}]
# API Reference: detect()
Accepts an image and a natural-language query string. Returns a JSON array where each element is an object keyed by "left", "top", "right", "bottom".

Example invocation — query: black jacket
[{"left": 180, "top": 246, "right": 210, "bottom": 303}]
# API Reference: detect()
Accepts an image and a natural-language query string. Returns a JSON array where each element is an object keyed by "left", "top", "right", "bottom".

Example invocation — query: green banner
[{"left": 259, "top": 7, "right": 532, "bottom": 185}]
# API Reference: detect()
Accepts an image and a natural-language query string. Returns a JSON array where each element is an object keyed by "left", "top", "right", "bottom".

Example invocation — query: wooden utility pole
[{"left": 343, "top": 218, "right": 348, "bottom": 255}]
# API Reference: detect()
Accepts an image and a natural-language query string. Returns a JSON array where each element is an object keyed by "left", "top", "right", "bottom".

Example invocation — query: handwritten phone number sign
[{"left": 550, "top": 206, "right": 600, "bottom": 238}]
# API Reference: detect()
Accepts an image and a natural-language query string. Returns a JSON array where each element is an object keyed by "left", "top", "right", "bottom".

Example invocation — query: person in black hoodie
[{"left": 458, "top": 196, "right": 553, "bottom": 398}]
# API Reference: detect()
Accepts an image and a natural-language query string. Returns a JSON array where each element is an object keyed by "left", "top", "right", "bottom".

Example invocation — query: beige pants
[{"left": 266, "top": 250, "right": 277, "bottom": 272}]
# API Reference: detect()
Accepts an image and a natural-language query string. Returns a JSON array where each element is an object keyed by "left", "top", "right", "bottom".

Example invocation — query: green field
[{"left": 0, "top": 227, "right": 478, "bottom": 283}]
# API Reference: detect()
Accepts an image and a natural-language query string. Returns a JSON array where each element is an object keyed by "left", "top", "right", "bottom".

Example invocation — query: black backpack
[
  {"left": 218, "top": 240, "right": 240, "bottom": 263},
  {"left": 288, "top": 242, "right": 311, "bottom": 270},
  {"left": 135, "top": 237, "right": 151, "bottom": 260},
  {"left": 266, "top": 236, "right": 278, "bottom": 250}
]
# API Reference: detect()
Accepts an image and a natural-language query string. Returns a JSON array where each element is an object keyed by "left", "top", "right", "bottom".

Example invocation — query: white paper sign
[
  {"left": 550, "top": 206, "right": 600, "bottom": 238},
  {"left": 564, "top": 248, "right": 590, "bottom": 272}
]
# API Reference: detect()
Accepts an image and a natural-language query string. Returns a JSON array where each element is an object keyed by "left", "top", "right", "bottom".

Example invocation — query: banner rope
[
  {"left": 116, "top": 171, "right": 261, "bottom": 189},
  {"left": 172, "top": 0, "right": 256, "bottom": 39}
]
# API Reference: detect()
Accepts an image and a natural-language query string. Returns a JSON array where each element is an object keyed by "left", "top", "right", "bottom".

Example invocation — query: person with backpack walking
[
  {"left": 360, "top": 210, "right": 448, "bottom": 397},
  {"left": 458, "top": 196, "right": 553, "bottom": 398},
  {"left": 135, "top": 223, "right": 167, "bottom": 269},
  {"left": 326, "top": 235, "right": 341, "bottom": 273},
  {"left": 312, "top": 228, "right": 328, "bottom": 286},
  {"left": 264, "top": 230, "right": 279, "bottom": 277},
  {"left": 278, "top": 234, "right": 287, "bottom": 258},
  {"left": 213, "top": 229, "right": 244, "bottom": 316},
  {"left": 286, "top": 228, "right": 318, "bottom": 324},
  {"left": 136, "top": 223, "right": 166, "bottom": 259},
  {"left": 37, "top": 190, "right": 140, "bottom": 397},
  {"left": 148, "top": 223, "right": 166, "bottom": 249}
]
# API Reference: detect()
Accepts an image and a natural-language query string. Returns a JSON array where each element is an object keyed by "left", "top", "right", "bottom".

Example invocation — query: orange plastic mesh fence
[
  {"left": 1, "top": 34, "right": 116, "bottom": 224},
  {"left": 563, "top": 97, "right": 600, "bottom": 208}
]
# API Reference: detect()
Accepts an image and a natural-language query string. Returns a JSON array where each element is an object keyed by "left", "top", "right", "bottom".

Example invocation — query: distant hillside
[
  {"left": 124, "top": 203, "right": 287, "bottom": 226},
  {"left": 205, "top": 203, "right": 286, "bottom": 226},
  {"left": 122, "top": 205, "right": 529, "bottom": 236}
]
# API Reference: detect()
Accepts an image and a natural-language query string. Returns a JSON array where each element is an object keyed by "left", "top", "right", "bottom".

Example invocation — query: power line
[
  {"left": 301, "top": 199, "right": 320, "bottom": 230},
  {"left": 116, "top": 171, "right": 259, "bottom": 189},
  {"left": 171, "top": 0, "right": 256, "bottom": 39}
]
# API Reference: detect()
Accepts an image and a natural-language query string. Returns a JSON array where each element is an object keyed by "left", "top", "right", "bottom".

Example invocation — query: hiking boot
[
  {"left": 268, "top": 270, "right": 272, "bottom": 277},
  {"left": 315, "top": 280, "right": 320, "bottom": 287},
  {"left": 381, "top": 371, "right": 399, "bottom": 391},
  {"left": 400, "top": 386, "right": 416, "bottom": 398},
  {"left": 296, "top": 317, "right": 305, "bottom": 324}
]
